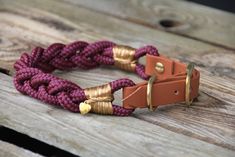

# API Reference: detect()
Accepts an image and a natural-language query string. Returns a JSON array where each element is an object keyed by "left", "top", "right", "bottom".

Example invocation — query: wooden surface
[
  {"left": 64, "top": 0, "right": 235, "bottom": 50},
  {"left": 0, "top": 0, "right": 234, "bottom": 156}
]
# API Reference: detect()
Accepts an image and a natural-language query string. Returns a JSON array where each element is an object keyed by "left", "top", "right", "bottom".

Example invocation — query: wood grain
[
  {"left": 0, "top": 0, "right": 234, "bottom": 104},
  {"left": 62, "top": 0, "right": 235, "bottom": 50},
  {"left": 51, "top": 68, "right": 235, "bottom": 151},
  {"left": 0, "top": 73, "right": 235, "bottom": 157},
  {"left": 0, "top": 140, "right": 43, "bottom": 157},
  {"left": 1, "top": 0, "right": 235, "bottom": 80},
  {"left": 0, "top": 0, "right": 235, "bottom": 156}
]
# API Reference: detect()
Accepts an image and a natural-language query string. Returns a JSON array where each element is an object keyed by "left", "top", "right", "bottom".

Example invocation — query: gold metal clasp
[
  {"left": 147, "top": 75, "right": 157, "bottom": 111},
  {"left": 185, "top": 63, "right": 195, "bottom": 106},
  {"left": 79, "top": 102, "right": 92, "bottom": 115}
]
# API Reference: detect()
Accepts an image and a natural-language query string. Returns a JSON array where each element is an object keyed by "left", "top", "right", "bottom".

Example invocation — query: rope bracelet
[{"left": 13, "top": 40, "right": 159, "bottom": 116}]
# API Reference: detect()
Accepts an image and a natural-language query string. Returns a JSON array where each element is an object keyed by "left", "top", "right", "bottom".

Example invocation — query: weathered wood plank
[
  {"left": 62, "top": 0, "right": 235, "bottom": 50},
  {"left": 0, "top": 140, "right": 43, "bottom": 157},
  {"left": 52, "top": 68, "right": 235, "bottom": 151},
  {"left": 1, "top": 0, "right": 235, "bottom": 79},
  {"left": 0, "top": 73, "right": 234, "bottom": 157},
  {"left": 0, "top": 0, "right": 235, "bottom": 154},
  {"left": 0, "top": 0, "right": 235, "bottom": 110}
]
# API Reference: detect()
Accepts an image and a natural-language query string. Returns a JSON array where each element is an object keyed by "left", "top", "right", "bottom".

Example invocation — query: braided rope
[{"left": 13, "top": 41, "right": 159, "bottom": 116}]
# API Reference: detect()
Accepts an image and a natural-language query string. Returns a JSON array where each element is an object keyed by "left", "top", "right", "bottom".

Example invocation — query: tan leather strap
[{"left": 123, "top": 54, "right": 200, "bottom": 109}]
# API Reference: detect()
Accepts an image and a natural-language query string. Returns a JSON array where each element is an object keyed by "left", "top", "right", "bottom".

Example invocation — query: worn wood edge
[
  {"left": 0, "top": 73, "right": 234, "bottom": 157},
  {"left": 62, "top": 0, "right": 235, "bottom": 50},
  {"left": 0, "top": 140, "right": 44, "bottom": 157}
]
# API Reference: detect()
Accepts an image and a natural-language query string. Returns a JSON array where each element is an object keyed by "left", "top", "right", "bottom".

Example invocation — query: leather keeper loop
[
  {"left": 113, "top": 45, "right": 136, "bottom": 71},
  {"left": 84, "top": 84, "right": 114, "bottom": 115}
]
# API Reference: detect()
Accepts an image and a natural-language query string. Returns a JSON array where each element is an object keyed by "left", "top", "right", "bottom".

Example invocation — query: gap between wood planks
[
  {"left": 0, "top": 126, "right": 78, "bottom": 157},
  {"left": 0, "top": 67, "right": 10, "bottom": 76},
  {"left": 0, "top": 140, "right": 43, "bottom": 157}
]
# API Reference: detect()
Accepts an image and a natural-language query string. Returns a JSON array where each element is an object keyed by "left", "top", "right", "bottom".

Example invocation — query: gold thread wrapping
[
  {"left": 84, "top": 84, "right": 113, "bottom": 115},
  {"left": 113, "top": 45, "right": 136, "bottom": 71}
]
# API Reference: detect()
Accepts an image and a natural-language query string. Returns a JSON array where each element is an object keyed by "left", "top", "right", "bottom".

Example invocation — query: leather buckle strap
[
  {"left": 122, "top": 54, "right": 200, "bottom": 110},
  {"left": 146, "top": 62, "right": 195, "bottom": 111}
]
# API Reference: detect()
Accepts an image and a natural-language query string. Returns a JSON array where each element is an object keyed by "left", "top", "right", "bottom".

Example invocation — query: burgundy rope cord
[{"left": 13, "top": 41, "right": 159, "bottom": 116}]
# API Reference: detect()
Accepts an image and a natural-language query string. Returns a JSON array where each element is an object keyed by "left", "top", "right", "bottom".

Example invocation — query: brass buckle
[
  {"left": 185, "top": 63, "right": 195, "bottom": 106},
  {"left": 147, "top": 75, "right": 157, "bottom": 111},
  {"left": 147, "top": 62, "right": 195, "bottom": 111}
]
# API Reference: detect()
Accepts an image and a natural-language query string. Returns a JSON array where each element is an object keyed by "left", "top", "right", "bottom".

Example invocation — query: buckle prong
[
  {"left": 147, "top": 75, "right": 157, "bottom": 111},
  {"left": 185, "top": 63, "right": 195, "bottom": 106}
]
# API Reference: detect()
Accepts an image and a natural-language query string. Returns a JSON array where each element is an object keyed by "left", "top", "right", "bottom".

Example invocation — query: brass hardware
[
  {"left": 113, "top": 45, "right": 137, "bottom": 71},
  {"left": 185, "top": 63, "right": 195, "bottom": 106},
  {"left": 147, "top": 75, "right": 157, "bottom": 111},
  {"left": 79, "top": 102, "right": 92, "bottom": 115},
  {"left": 155, "top": 62, "right": 164, "bottom": 73},
  {"left": 83, "top": 84, "right": 114, "bottom": 115}
]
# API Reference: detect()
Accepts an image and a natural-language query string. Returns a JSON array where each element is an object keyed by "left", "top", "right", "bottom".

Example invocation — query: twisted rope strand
[{"left": 14, "top": 40, "right": 159, "bottom": 116}]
